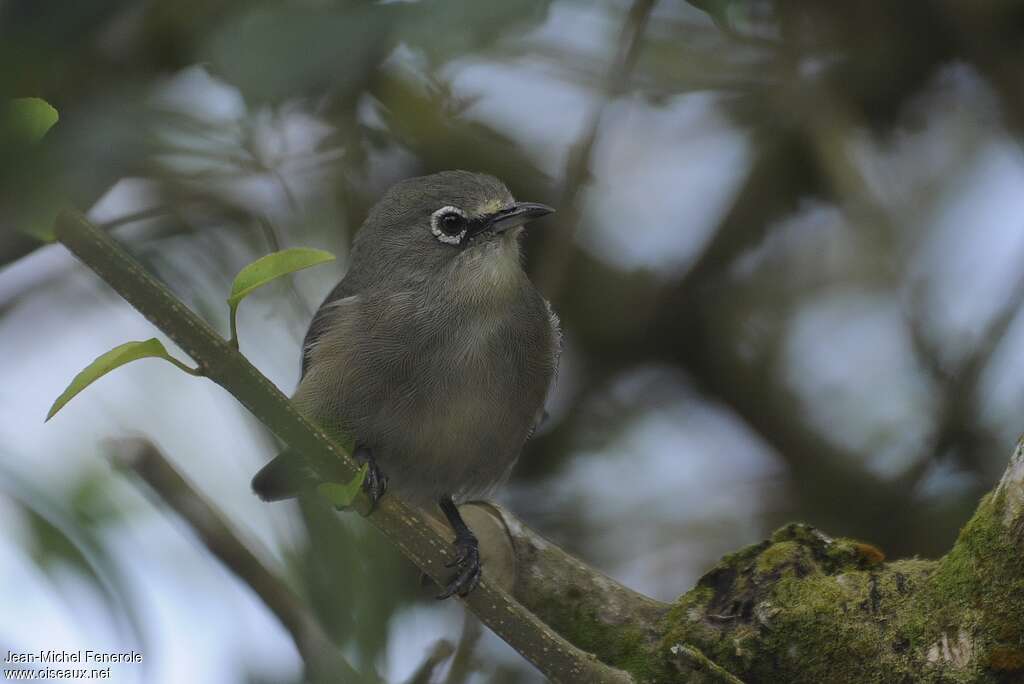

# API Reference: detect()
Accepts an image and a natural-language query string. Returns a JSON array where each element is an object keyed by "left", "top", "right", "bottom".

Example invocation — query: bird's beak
[{"left": 486, "top": 202, "right": 555, "bottom": 234}]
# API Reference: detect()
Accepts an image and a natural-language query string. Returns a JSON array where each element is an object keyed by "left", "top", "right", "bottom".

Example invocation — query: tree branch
[
  {"left": 53, "top": 210, "right": 633, "bottom": 684},
  {"left": 467, "top": 442, "right": 1024, "bottom": 682}
]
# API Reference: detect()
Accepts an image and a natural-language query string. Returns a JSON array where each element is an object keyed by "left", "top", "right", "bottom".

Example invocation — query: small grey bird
[{"left": 252, "top": 170, "right": 560, "bottom": 598}]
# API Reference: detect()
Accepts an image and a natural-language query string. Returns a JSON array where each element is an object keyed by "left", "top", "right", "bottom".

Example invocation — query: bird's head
[{"left": 351, "top": 170, "right": 553, "bottom": 291}]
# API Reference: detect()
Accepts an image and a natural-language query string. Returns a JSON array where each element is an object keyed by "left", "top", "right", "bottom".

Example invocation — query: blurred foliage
[
  {"left": 5, "top": 0, "right": 1024, "bottom": 681},
  {"left": 5, "top": 97, "right": 58, "bottom": 144},
  {"left": 0, "top": 464, "right": 145, "bottom": 647}
]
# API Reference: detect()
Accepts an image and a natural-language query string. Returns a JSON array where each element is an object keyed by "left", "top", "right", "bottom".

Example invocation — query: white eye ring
[{"left": 430, "top": 206, "right": 468, "bottom": 245}]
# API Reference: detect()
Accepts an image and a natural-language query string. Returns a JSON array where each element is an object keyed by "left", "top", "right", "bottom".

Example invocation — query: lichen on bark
[
  {"left": 657, "top": 445, "right": 1024, "bottom": 683},
  {"left": 488, "top": 439, "right": 1024, "bottom": 683}
]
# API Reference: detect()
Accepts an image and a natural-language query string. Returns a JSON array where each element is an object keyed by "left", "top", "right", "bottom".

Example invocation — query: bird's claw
[
  {"left": 361, "top": 461, "right": 388, "bottom": 512},
  {"left": 359, "top": 455, "right": 388, "bottom": 512},
  {"left": 436, "top": 534, "right": 481, "bottom": 599}
]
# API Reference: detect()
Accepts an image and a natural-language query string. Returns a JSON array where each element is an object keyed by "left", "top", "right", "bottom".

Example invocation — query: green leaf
[
  {"left": 228, "top": 248, "right": 335, "bottom": 308},
  {"left": 47, "top": 339, "right": 187, "bottom": 421},
  {"left": 8, "top": 97, "right": 59, "bottom": 142},
  {"left": 317, "top": 464, "right": 368, "bottom": 509}
]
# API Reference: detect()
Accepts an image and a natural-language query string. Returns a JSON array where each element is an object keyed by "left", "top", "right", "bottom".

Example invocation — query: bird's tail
[{"left": 251, "top": 449, "right": 317, "bottom": 501}]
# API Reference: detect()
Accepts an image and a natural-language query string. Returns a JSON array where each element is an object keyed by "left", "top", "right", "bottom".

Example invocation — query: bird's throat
[{"left": 448, "top": 233, "right": 526, "bottom": 307}]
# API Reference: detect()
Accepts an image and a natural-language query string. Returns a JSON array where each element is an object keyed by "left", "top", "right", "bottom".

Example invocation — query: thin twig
[
  {"left": 404, "top": 639, "right": 456, "bottom": 684},
  {"left": 903, "top": 245, "right": 1024, "bottom": 490},
  {"left": 669, "top": 644, "right": 746, "bottom": 684},
  {"left": 442, "top": 615, "right": 483, "bottom": 684},
  {"left": 98, "top": 206, "right": 172, "bottom": 231}
]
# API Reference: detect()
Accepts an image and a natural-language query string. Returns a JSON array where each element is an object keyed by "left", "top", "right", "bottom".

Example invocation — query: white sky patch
[
  {"left": 88, "top": 178, "right": 163, "bottom": 224},
  {"left": 979, "top": 310, "right": 1024, "bottom": 447},
  {"left": 447, "top": 56, "right": 600, "bottom": 177},
  {"left": 783, "top": 289, "right": 937, "bottom": 478},
  {"left": 731, "top": 201, "right": 855, "bottom": 283},
  {"left": 151, "top": 66, "right": 247, "bottom": 123},
  {"left": 441, "top": 1, "right": 620, "bottom": 176},
  {"left": 848, "top": 63, "right": 999, "bottom": 227},
  {"left": 911, "top": 139, "right": 1024, "bottom": 366},
  {"left": 577, "top": 93, "right": 751, "bottom": 276},
  {"left": 525, "top": 0, "right": 620, "bottom": 64}
]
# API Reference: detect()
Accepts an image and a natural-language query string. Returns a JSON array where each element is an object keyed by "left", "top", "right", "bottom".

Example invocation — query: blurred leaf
[
  {"left": 2, "top": 98, "right": 60, "bottom": 242},
  {"left": 228, "top": 247, "right": 335, "bottom": 308},
  {"left": 684, "top": 0, "right": 771, "bottom": 38},
  {"left": 12, "top": 187, "right": 65, "bottom": 244},
  {"left": 70, "top": 469, "right": 131, "bottom": 525},
  {"left": 24, "top": 504, "right": 93, "bottom": 573},
  {"left": 686, "top": 0, "right": 732, "bottom": 22},
  {"left": 6, "top": 97, "right": 59, "bottom": 142},
  {"left": 373, "top": 72, "right": 551, "bottom": 199},
  {"left": 1, "top": 463, "right": 146, "bottom": 647},
  {"left": 46, "top": 339, "right": 191, "bottom": 421},
  {"left": 296, "top": 493, "right": 416, "bottom": 664},
  {"left": 202, "top": 4, "right": 393, "bottom": 102},
  {"left": 316, "top": 464, "right": 368, "bottom": 509},
  {"left": 398, "top": 0, "right": 552, "bottom": 64}
]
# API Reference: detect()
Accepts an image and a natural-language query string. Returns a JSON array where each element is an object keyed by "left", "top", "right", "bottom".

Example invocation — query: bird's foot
[
  {"left": 436, "top": 531, "right": 481, "bottom": 599},
  {"left": 354, "top": 447, "right": 388, "bottom": 512}
]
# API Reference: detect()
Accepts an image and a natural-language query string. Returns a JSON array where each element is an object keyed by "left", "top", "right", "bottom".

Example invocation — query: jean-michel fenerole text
[{"left": 5, "top": 650, "right": 143, "bottom": 664}]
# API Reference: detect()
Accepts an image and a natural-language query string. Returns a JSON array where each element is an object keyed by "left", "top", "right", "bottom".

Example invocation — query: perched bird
[{"left": 252, "top": 170, "right": 560, "bottom": 598}]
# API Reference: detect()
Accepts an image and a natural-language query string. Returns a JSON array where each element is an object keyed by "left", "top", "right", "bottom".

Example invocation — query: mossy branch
[
  {"left": 53, "top": 210, "right": 632, "bottom": 684},
  {"left": 464, "top": 438, "right": 1024, "bottom": 684}
]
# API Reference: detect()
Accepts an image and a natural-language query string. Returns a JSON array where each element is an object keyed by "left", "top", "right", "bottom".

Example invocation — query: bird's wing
[
  {"left": 545, "top": 296, "right": 563, "bottom": 381},
  {"left": 528, "top": 298, "right": 563, "bottom": 439},
  {"left": 300, "top": 277, "right": 359, "bottom": 379},
  {"left": 256, "top": 276, "right": 362, "bottom": 502}
]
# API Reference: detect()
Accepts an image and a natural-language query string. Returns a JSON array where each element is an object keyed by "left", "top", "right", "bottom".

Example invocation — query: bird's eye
[
  {"left": 430, "top": 206, "right": 468, "bottom": 245},
  {"left": 439, "top": 212, "right": 464, "bottom": 235}
]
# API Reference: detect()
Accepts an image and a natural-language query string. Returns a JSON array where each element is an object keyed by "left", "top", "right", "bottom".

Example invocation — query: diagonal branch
[{"left": 53, "top": 210, "right": 633, "bottom": 684}]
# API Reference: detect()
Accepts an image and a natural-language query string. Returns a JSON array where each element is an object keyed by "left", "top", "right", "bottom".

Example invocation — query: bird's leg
[
  {"left": 353, "top": 445, "right": 388, "bottom": 512},
  {"left": 436, "top": 495, "right": 482, "bottom": 599}
]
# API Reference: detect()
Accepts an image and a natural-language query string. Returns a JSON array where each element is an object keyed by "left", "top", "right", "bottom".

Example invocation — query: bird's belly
[
  {"left": 361, "top": 356, "right": 534, "bottom": 506},
  {"left": 296, "top": 322, "right": 547, "bottom": 507},
  {"left": 292, "top": 294, "right": 557, "bottom": 507}
]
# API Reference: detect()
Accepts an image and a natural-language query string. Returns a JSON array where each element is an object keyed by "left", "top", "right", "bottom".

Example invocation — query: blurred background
[{"left": 3, "top": 1, "right": 1024, "bottom": 682}]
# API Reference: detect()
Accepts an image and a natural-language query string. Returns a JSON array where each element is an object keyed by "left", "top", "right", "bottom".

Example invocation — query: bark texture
[{"left": 472, "top": 440, "right": 1024, "bottom": 683}]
